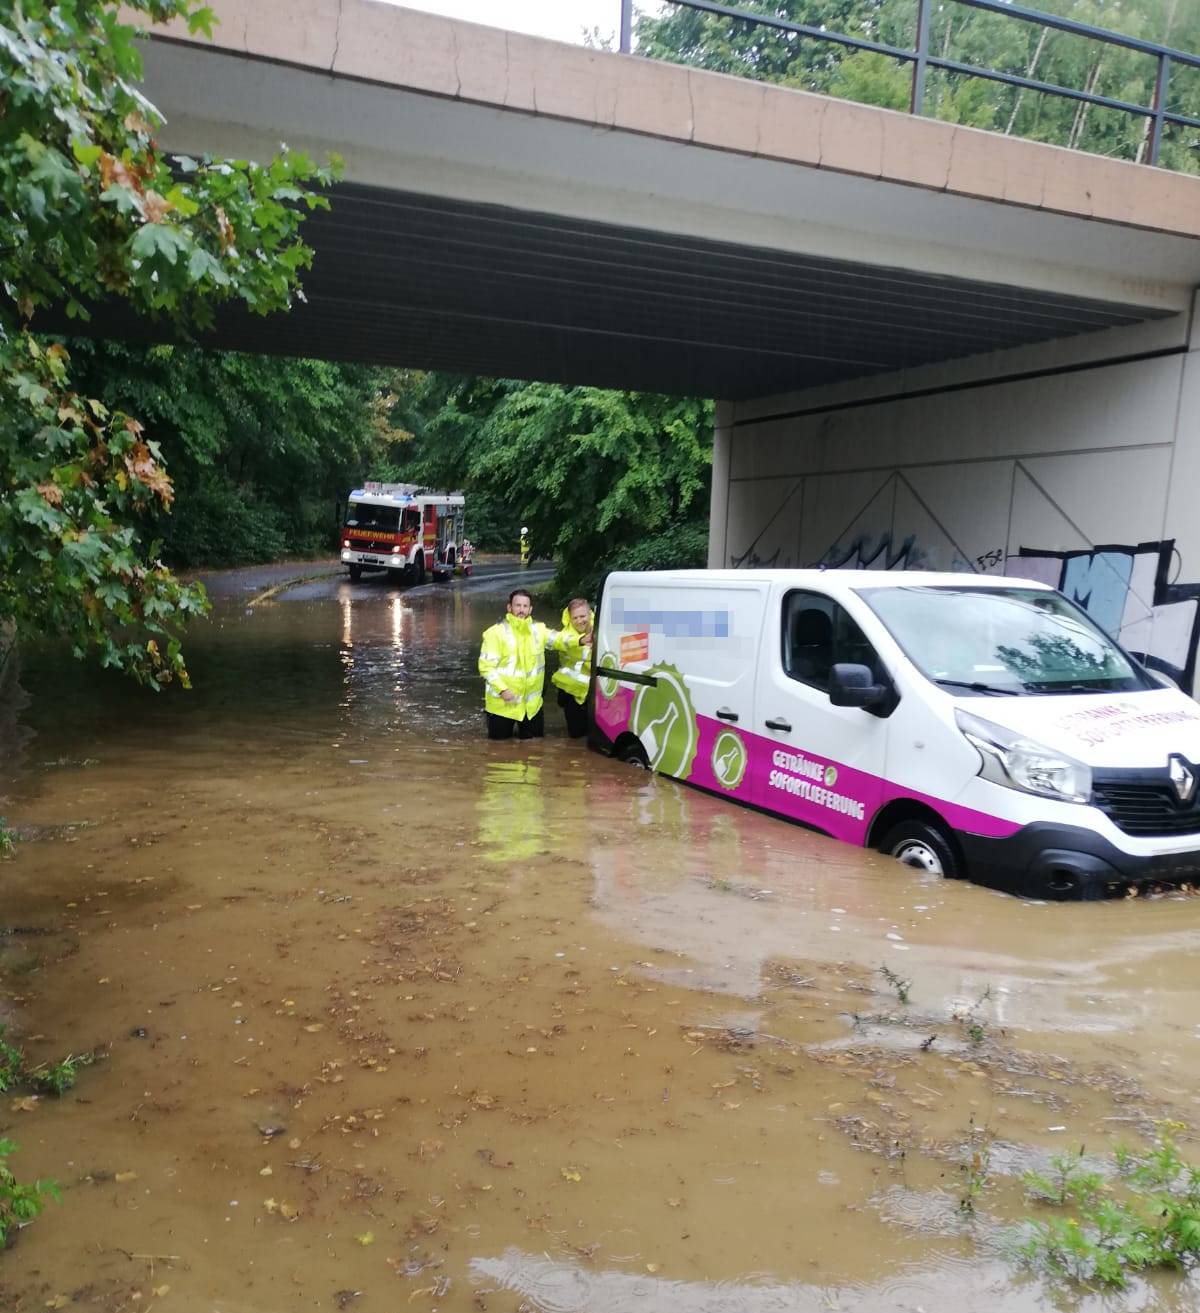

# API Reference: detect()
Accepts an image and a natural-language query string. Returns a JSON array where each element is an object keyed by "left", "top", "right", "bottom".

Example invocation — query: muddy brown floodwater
[{"left": 2, "top": 572, "right": 1200, "bottom": 1313}]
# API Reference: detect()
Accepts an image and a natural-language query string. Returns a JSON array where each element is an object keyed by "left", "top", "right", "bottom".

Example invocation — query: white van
[{"left": 589, "top": 570, "right": 1200, "bottom": 900}]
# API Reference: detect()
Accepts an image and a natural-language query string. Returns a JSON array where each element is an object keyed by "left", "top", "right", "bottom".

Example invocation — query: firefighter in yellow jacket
[
  {"left": 551, "top": 597, "right": 593, "bottom": 738},
  {"left": 478, "top": 589, "right": 588, "bottom": 740}
]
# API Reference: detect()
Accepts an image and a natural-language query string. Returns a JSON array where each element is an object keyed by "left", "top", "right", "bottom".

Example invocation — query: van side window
[{"left": 782, "top": 591, "right": 883, "bottom": 691}]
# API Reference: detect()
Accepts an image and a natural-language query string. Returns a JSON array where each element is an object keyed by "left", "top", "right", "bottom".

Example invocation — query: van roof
[{"left": 605, "top": 568, "right": 1054, "bottom": 590}]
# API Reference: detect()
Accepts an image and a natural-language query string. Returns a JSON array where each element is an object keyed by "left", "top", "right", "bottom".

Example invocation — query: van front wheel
[{"left": 879, "top": 820, "right": 961, "bottom": 880}]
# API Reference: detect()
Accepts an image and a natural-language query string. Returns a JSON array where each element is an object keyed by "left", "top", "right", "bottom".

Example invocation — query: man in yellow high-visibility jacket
[
  {"left": 551, "top": 597, "right": 593, "bottom": 739},
  {"left": 478, "top": 589, "right": 588, "bottom": 740}
]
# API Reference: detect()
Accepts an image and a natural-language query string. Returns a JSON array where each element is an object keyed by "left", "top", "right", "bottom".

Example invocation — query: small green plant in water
[
  {"left": 1019, "top": 1131, "right": 1200, "bottom": 1288},
  {"left": 0, "top": 1029, "right": 22, "bottom": 1094},
  {"left": 0, "top": 1139, "right": 59, "bottom": 1248},
  {"left": 879, "top": 963, "right": 911, "bottom": 1004},
  {"left": 25, "top": 1054, "right": 89, "bottom": 1098},
  {"left": 959, "top": 1124, "right": 994, "bottom": 1215},
  {"left": 0, "top": 1025, "right": 96, "bottom": 1097},
  {"left": 0, "top": 820, "right": 16, "bottom": 858}
]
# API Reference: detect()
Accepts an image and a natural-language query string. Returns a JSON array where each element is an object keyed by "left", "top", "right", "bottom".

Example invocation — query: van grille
[{"left": 1092, "top": 779, "right": 1200, "bottom": 837}]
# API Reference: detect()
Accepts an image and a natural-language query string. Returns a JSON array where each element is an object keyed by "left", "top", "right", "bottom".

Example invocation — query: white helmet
[{"left": 521, "top": 526, "right": 529, "bottom": 535}]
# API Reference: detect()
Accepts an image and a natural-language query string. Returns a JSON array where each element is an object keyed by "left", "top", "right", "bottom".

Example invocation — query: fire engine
[{"left": 340, "top": 483, "right": 468, "bottom": 583}]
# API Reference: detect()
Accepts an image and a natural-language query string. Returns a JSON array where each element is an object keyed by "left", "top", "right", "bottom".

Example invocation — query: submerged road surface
[{"left": 2, "top": 568, "right": 1200, "bottom": 1311}]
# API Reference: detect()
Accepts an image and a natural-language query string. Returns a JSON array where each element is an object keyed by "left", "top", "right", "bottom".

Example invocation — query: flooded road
[{"left": 2, "top": 568, "right": 1200, "bottom": 1312}]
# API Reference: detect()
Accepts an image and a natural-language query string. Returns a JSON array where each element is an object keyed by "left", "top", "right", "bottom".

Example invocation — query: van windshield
[{"left": 856, "top": 585, "right": 1151, "bottom": 695}]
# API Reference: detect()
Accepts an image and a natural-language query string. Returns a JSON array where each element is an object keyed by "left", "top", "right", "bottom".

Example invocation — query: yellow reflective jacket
[
  {"left": 551, "top": 607, "right": 594, "bottom": 705},
  {"left": 478, "top": 615, "right": 580, "bottom": 720}
]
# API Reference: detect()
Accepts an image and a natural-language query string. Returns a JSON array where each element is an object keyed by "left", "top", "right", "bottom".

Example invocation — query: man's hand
[
  {"left": 581, "top": 632, "right": 593, "bottom": 648},
  {"left": 500, "top": 689, "right": 517, "bottom": 703}
]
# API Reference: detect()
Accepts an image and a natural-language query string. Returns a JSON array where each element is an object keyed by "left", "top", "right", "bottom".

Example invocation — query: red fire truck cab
[{"left": 341, "top": 483, "right": 467, "bottom": 584}]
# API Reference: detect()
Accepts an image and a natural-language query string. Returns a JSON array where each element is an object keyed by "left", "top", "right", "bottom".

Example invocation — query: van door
[
  {"left": 752, "top": 587, "right": 891, "bottom": 845},
  {"left": 594, "top": 578, "right": 768, "bottom": 793}
]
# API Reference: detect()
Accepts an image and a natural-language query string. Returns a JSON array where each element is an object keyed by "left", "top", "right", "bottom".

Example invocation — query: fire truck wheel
[{"left": 347, "top": 565, "right": 362, "bottom": 582}]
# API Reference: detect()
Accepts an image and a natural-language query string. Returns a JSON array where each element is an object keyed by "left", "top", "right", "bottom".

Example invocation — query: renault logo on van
[{"left": 1169, "top": 754, "right": 1197, "bottom": 804}]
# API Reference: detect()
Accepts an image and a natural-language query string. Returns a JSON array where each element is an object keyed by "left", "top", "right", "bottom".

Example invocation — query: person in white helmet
[{"left": 520, "top": 526, "right": 531, "bottom": 568}]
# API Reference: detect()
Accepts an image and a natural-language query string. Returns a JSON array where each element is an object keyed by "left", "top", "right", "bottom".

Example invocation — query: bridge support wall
[{"left": 714, "top": 303, "right": 1200, "bottom": 692}]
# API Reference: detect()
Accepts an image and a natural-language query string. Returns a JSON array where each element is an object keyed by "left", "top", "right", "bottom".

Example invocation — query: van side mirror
[{"left": 829, "top": 663, "right": 886, "bottom": 709}]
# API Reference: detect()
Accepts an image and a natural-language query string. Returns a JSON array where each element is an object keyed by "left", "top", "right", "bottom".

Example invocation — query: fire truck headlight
[
  {"left": 392, "top": 545, "right": 402, "bottom": 555},
  {"left": 342, "top": 538, "right": 350, "bottom": 548}
]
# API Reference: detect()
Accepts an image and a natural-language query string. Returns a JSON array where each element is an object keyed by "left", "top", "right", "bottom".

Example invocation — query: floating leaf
[
  {"left": 560, "top": 1167, "right": 582, "bottom": 1183},
  {"left": 355, "top": 1231, "right": 374, "bottom": 1247}
]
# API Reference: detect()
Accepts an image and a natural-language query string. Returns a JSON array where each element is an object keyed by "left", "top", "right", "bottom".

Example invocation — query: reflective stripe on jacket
[
  {"left": 478, "top": 615, "right": 579, "bottom": 720},
  {"left": 551, "top": 606, "right": 594, "bottom": 706}
]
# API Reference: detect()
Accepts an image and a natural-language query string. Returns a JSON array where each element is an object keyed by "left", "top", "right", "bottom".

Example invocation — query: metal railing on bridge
[{"left": 617, "top": 0, "right": 1200, "bottom": 168}]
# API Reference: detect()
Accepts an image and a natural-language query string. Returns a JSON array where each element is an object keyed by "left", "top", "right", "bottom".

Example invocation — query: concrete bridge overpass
[
  {"left": 131, "top": 0, "right": 1200, "bottom": 692},
  {"left": 132, "top": 0, "right": 1200, "bottom": 400}
]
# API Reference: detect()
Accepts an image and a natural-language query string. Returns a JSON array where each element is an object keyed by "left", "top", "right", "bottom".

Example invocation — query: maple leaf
[
  {"left": 124, "top": 442, "right": 174, "bottom": 506},
  {"left": 141, "top": 190, "right": 175, "bottom": 224},
  {"left": 215, "top": 206, "right": 235, "bottom": 251},
  {"left": 99, "top": 152, "right": 141, "bottom": 194}
]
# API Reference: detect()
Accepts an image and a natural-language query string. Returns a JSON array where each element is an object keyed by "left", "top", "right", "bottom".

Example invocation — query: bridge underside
[{"left": 86, "top": 180, "right": 1165, "bottom": 400}]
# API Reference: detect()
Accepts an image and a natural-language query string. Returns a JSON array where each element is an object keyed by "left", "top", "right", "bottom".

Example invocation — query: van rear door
[
  {"left": 595, "top": 576, "right": 768, "bottom": 791},
  {"left": 751, "top": 585, "right": 891, "bottom": 845}
]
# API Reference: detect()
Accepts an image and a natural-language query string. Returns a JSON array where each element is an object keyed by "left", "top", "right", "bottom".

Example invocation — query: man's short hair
[
  {"left": 508, "top": 588, "right": 533, "bottom": 606},
  {"left": 567, "top": 597, "right": 590, "bottom": 612}
]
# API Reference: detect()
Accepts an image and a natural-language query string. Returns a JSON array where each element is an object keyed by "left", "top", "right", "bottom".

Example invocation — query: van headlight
[{"left": 955, "top": 710, "right": 1092, "bottom": 805}]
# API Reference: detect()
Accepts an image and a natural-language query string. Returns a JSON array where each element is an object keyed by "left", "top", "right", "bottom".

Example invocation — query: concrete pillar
[{"left": 707, "top": 401, "right": 733, "bottom": 570}]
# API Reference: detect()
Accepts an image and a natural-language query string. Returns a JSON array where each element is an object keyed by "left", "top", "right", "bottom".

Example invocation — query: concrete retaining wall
[{"left": 712, "top": 304, "right": 1200, "bottom": 691}]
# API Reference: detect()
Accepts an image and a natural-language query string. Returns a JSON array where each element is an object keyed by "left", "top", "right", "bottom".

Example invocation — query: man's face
[
  {"left": 568, "top": 603, "right": 590, "bottom": 634},
  {"left": 508, "top": 594, "right": 533, "bottom": 619}
]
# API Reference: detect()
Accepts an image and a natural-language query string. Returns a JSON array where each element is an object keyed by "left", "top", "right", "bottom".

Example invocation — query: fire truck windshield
[{"left": 345, "top": 502, "right": 400, "bottom": 531}]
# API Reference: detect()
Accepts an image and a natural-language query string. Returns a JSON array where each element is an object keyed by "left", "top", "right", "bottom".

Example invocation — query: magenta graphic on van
[{"left": 597, "top": 673, "right": 1019, "bottom": 844}]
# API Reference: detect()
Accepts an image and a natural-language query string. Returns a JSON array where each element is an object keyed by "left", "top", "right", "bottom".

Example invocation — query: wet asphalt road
[{"left": 192, "top": 555, "right": 556, "bottom": 603}]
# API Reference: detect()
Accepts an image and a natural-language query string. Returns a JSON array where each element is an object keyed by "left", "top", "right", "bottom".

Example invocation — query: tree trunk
[
  {"left": 1004, "top": 26, "right": 1049, "bottom": 136},
  {"left": 1068, "top": 55, "right": 1103, "bottom": 150}
]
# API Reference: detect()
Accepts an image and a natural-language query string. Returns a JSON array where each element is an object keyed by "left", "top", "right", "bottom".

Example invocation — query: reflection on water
[
  {"left": 476, "top": 759, "right": 547, "bottom": 862},
  {"left": 1, "top": 576, "right": 1200, "bottom": 1312}
]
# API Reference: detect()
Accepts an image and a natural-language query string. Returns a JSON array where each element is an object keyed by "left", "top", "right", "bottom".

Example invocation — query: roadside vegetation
[
  {"left": 56, "top": 354, "right": 714, "bottom": 598},
  {"left": 377, "top": 373, "right": 713, "bottom": 597},
  {"left": 1, "top": 0, "right": 337, "bottom": 690},
  {"left": 0, "top": 1025, "right": 102, "bottom": 1249},
  {"left": 0, "top": 1140, "right": 58, "bottom": 1251},
  {"left": 1019, "top": 1132, "right": 1200, "bottom": 1288}
]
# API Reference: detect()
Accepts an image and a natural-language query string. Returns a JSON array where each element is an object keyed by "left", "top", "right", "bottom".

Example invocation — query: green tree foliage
[
  {"left": 383, "top": 374, "right": 713, "bottom": 595},
  {"left": 634, "top": 0, "right": 1200, "bottom": 171},
  {"left": 66, "top": 343, "right": 403, "bottom": 567},
  {"left": 1, "top": 0, "right": 337, "bottom": 687}
]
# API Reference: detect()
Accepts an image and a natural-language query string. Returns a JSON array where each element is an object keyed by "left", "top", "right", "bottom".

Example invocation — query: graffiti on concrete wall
[
  {"left": 729, "top": 544, "right": 783, "bottom": 569},
  {"left": 1011, "top": 540, "right": 1200, "bottom": 688},
  {"left": 819, "top": 531, "right": 927, "bottom": 571}
]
